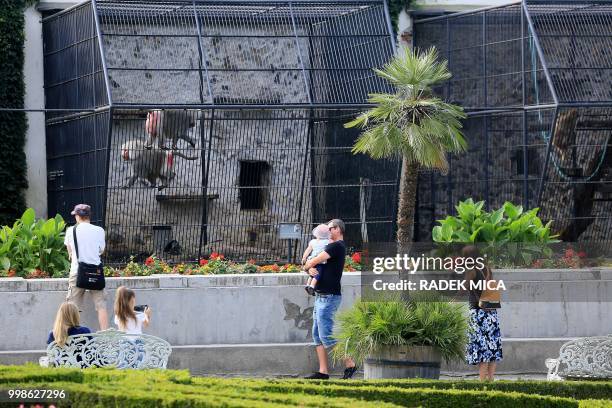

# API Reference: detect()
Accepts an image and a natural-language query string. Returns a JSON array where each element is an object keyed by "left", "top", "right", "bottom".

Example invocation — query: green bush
[
  {"left": 3, "top": 365, "right": 612, "bottom": 408},
  {"left": 0, "top": 208, "right": 70, "bottom": 278},
  {"left": 317, "top": 378, "right": 612, "bottom": 400},
  {"left": 432, "top": 199, "right": 559, "bottom": 266},
  {"left": 580, "top": 400, "right": 612, "bottom": 408},
  {"left": 332, "top": 293, "right": 467, "bottom": 364},
  {"left": 238, "top": 380, "right": 578, "bottom": 408}
]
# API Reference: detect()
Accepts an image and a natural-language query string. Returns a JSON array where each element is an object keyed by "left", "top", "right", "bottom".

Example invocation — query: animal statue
[
  {"left": 120, "top": 139, "right": 198, "bottom": 190},
  {"left": 145, "top": 109, "right": 198, "bottom": 150}
]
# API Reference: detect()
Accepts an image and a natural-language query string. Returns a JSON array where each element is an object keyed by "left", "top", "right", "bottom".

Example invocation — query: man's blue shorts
[{"left": 312, "top": 293, "right": 342, "bottom": 349}]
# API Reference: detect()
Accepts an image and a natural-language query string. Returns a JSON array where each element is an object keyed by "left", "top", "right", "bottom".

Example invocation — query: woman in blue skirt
[{"left": 462, "top": 245, "right": 503, "bottom": 381}]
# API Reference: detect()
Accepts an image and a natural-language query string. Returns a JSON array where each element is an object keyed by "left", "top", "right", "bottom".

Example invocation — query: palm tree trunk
[{"left": 397, "top": 156, "right": 419, "bottom": 251}]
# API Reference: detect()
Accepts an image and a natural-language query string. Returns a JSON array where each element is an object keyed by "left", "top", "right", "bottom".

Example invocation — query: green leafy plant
[
  {"left": 0, "top": 208, "right": 70, "bottom": 278},
  {"left": 333, "top": 293, "right": 467, "bottom": 365},
  {"left": 432, "top": 199, "right": 559, "bottom": 266},
  {"left": 0, "top": 1, "right": 29, "bottom": 227}
]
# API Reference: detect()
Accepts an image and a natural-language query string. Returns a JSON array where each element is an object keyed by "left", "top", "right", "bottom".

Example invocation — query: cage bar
[
  {"left": 39, "top": 0, "right": 398, "bottom": 264},
  {"left": 414, "top": 0, "right": 612, "bottom": 242}
]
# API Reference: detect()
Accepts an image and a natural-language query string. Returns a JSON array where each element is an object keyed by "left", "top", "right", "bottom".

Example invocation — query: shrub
[
  {"left": 0, "top": 208, "right": 70, "bottom": 278},
  {"left": 317, "top": 378, "right": 612, "bottom": 400},
  {"left": 332, "top": 293, "right": 468, "bottom": 364},
  {"left": 5, "top": 365, "right": 612, "bottom": 407},
  {"left": 432, "top": 199, "right": 559, "bottom": 266}
]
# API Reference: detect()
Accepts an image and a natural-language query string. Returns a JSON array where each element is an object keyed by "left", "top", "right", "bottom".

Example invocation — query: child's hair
[
  {"left": 114, "top": 286, "right": 137, "bottom": 329},
  {"left": 52, "top": 302, "right": 81, "bottom": 347},
  {"left": 312, "top": 224, "right": 331, "bottom": 240}
]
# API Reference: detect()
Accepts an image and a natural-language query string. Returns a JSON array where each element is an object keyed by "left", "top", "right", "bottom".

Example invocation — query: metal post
[
  {"left": 193, "top": 0, "right": 214, "bottom": 101},
  {"left": 295, "top": 113, "right": 313, "bottom": 262},
  {"left": 446, "top": 17, "right": 453, "bottom": 215},
  {"left": 101, "top": 109, "right": 113, "bottom": 230},
  {"left": 482, "top": 10, "right": 487, "bottom": 109},
  {"left": 536, "top": 107, "right": 559, "bottom": 206},
  {"left": 523, "top": 110, "right": 529, "bottom": 209},
  {"left": 289, "top": 0, "right": 313, "bottom": 105},
  {"left": 287, "top": 239, "right": 292, "bottom": 264},
  {"left": 484, "top": 116, "right": 490, "bottom": 210},
  {"left": 198, "top": 109, "right": 215, "bottom": 259},
  {"left": 91, "top": 0, "right": 113, "bottom": 107},
  {"left": 382, "top": 0, "right": 397, "bottom": 50},
  {"left": 522, "top": 1, "right": 559, "bottom": 105}
]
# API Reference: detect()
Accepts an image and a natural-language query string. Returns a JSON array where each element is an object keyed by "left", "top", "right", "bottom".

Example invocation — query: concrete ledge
[
  {"left": 0, "top": 278, "right": 28, "bottom": 292},
  {"left": 0, "top": 338, "right": 569, "bottom": 376},
  {"left": 2, "top": 269, "right": 612, "bottom": 292}
]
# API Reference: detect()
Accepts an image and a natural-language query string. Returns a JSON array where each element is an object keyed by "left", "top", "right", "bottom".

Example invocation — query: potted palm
[{"left": 333, "top": 293, "right": 467, "bottom": 379}]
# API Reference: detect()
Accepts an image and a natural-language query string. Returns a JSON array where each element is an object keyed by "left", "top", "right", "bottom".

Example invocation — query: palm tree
[{"left": 346, "top": 47, "right": 467, "bottom": 248}]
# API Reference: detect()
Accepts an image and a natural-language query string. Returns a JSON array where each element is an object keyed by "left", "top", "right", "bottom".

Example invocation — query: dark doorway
[{"left": 239, "top": 161, "right": 269, "bottom": 210}]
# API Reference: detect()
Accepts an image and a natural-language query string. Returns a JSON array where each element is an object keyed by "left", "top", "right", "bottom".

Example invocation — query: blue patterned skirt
[{"left": 466, "top": 309, "right": 503, "bottom": 365}]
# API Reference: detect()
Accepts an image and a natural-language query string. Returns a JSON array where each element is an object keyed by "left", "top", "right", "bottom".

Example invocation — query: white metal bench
[
  {"left": 546, "top": 335, "right": 612, "bottom": 380},
  {"left": 41, "top": 329, "right": 172, "bottom": 369}
]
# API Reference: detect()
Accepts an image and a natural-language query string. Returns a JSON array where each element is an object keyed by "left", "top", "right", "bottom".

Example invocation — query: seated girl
[{"left": 47, "top": 301, "right": 91, "bottom": 346}]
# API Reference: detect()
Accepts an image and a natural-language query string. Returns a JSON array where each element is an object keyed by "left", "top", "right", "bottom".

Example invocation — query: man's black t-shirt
[{"left": 315, "top": 240, "right": 346, "bottom": 295}]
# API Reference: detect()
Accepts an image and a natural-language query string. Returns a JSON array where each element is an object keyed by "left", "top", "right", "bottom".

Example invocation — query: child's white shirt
[
  {"left": 308, "top": 238, "right": 330, "bottom": 262},
  {"left": 114, "top": 313, "right": 146, "bottom": 335}
]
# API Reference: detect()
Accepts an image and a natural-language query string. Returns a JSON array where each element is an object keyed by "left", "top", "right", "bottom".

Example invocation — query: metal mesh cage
[
  {"left": 414, "top": 0, "right": 612, "bottom": 242},
  {"left": 41, "top": 0, "right": 398, "bottom": 263}
]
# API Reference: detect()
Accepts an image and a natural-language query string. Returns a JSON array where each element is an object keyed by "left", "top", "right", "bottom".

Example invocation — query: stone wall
[{"left": 1, "top": 269, "right": 611, "bottom": 375}]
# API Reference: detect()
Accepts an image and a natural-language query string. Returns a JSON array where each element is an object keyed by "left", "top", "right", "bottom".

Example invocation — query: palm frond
[{"left": 348, "top": 46, "right": 467, "bottom": 171}]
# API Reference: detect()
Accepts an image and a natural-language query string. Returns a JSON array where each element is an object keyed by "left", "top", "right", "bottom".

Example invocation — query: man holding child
[{"left": 303, "top": 218, "right": 357, "bottom": 380}]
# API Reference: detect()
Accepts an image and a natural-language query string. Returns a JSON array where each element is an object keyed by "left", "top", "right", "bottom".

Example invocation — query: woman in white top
[{"left": 114, "top": 286, "right": 152, "bottom": 335}]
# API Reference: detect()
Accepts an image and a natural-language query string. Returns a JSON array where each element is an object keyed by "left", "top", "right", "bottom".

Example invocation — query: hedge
[
  {"left": 308, "top": 378, "right": 612, "bottom": 401},
  {"left": 0, "top": 0, "right": 28, "bottom": 227},
  {"left": 1, "top": 365, "right": 611, "bottom": 408},
  {"left": 208, "top": 379, "right": 578, "bottom": 408}
]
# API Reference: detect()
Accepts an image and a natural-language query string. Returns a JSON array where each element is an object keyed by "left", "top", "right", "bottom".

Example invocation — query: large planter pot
[{"left": 364, "top": 345, "right": 442, "bottom": 379}]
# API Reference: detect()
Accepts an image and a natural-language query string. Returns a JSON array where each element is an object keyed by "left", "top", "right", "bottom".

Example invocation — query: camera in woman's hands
[{"left": 134, "top": 304, "right": 148, "bottom": 312}]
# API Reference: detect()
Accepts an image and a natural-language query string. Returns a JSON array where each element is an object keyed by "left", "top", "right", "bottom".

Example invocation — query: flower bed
[{"left": 102, "top": 252, "right": 363, "bottom": 278}]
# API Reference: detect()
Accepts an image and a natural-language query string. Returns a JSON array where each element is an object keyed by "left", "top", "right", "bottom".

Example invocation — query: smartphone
[{"left": 134, "top": 304, "right": 148, "bottom": 312}]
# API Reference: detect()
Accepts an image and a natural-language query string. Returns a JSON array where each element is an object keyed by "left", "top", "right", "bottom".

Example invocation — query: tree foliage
[{"left": 0, "top": 0, "right": 29, "bottom": 226}]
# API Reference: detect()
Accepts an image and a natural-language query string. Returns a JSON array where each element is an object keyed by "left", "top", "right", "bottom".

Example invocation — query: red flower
[
  {"left": 564, "top": 248, "right": 575, "bottom": 259},
  {"left": 577, "top": 251, "right": 587, "bottom": 259},
  {"left": 199, "top": 259, "right": 208, "bottom": 266},
  {"left": 247, "top": 259, "right": 256, "bottom": 265},
  {"left": 218, "top": 254, "right": 225, "bottom": 260},
  {"left": 210, "top": 252, "right": 219, "bottom": 260},
  {"left": 145, "top": 256, "right": 154, "bottom": 266},
  {"left": 351, "top": 252, "right": 362, "bottom": 264},
  {"left": 7, "top": 269, "right": 16, "bottom": 278}
]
